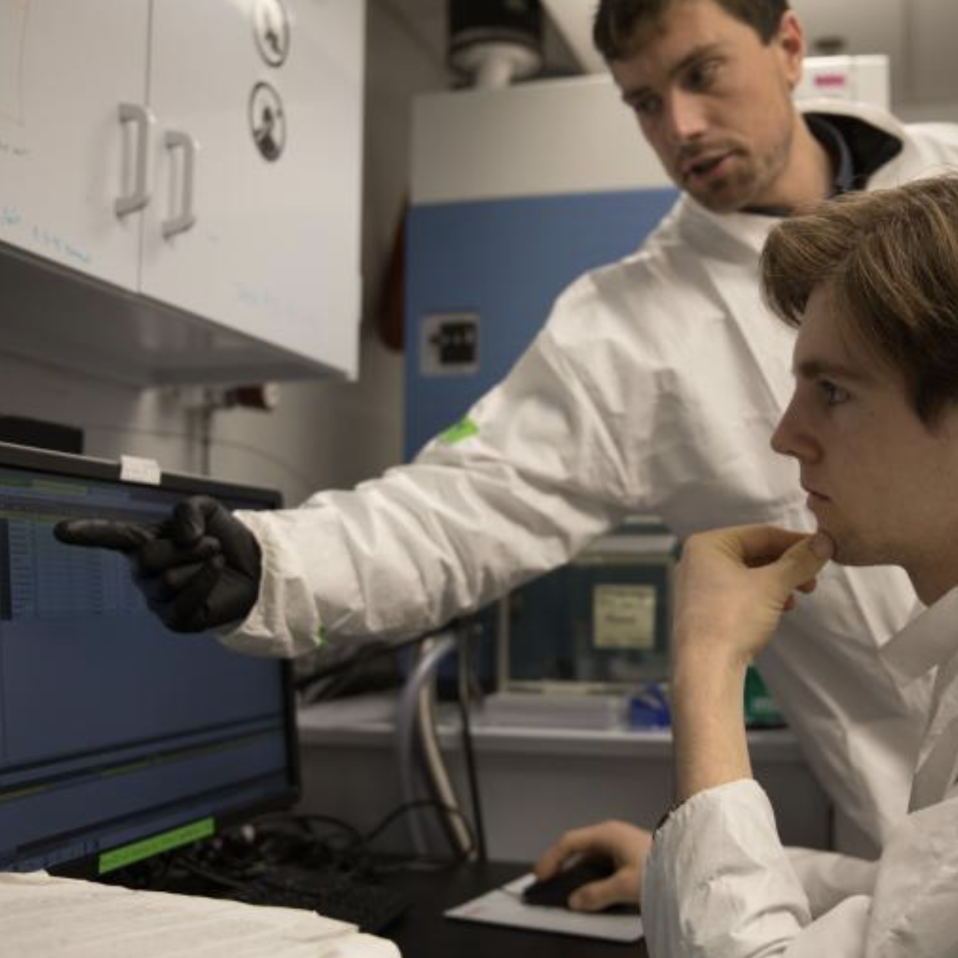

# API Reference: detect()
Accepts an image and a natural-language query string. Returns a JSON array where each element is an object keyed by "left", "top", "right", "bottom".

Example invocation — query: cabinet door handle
[
  {"left": 162, "top": 130, "right": 198, "bottom": 239},
  {"left": 115, "top": 103, "right": 154, "bottom": 217}
]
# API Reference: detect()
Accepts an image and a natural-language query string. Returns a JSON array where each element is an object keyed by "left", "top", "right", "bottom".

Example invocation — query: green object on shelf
[{"left": 744, "top": 666, "right": 786, "bottom": 728}]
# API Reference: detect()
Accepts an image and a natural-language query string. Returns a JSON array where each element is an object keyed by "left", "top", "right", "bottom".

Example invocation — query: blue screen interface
[{"left": 0, "top": 466, "right": 292, "bottom": 872}]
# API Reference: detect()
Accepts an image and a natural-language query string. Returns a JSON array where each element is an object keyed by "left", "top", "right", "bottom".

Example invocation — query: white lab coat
[
  {"left": 643, "top": 584, "right": 958, "bottom": 958},
  {"left": 225, "top": 100, "right": 958, "bottom": 857}
]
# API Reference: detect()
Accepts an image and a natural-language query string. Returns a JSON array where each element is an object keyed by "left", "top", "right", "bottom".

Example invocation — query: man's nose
[
  {"left": 771, "top": 400, "right": 819, "bottom": 463},
  {"left": 770, "top": 418, "right": 793, "bottom": 458},
  {"left": 665, "top": 90, "right": 708, "bottom": 144}
]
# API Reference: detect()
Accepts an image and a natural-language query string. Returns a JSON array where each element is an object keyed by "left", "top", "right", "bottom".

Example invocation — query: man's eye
[
  {"left": 633, "top": 96, "right": 662, "bottom": 119},
  {"left": 687, "top": 60, "right": 720, "bottom": 91},
  {"left": 819, "top": 380, "right": 850, "bottom": 406}
]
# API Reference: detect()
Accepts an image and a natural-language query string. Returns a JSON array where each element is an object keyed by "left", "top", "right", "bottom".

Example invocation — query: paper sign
[
  {"left": 593, "top": 583, "right": 656, "bottom": 649},
  {"left": 119, "top": 455, "right": 161, "bottom": 486}
]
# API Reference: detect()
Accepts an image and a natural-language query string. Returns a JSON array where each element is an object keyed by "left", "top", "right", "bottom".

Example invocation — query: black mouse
[{"left": 522, "top": 856, "right": 617, "bottom": 909}]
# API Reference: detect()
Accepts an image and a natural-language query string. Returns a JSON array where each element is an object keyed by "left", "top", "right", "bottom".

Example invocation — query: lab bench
[{"left": 295, "top": 696, "right": 832, "bottom": 861}]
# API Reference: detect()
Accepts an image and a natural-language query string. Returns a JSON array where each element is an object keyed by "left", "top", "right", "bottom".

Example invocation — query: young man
[
  {"left": 644, "top": 173, "right": 958, "bottom": 956},
  {"left": 55, "top": 0, "right": 956, "bottom": 881}
]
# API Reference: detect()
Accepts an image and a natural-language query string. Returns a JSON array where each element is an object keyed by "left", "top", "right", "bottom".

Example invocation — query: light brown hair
[
  {"left": 761, "top": 175, "right": 958, "bottom": 424},
  {"left": 593, "top": 0, "right": 790, "bottom": 61}
]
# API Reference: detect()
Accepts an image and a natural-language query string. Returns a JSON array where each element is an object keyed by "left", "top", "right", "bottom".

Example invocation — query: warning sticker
[{"left": 593, "top": 584, "right": 656, "bottom": 650}]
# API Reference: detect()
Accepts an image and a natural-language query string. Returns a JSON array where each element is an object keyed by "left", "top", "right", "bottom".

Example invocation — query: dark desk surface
[{"left": 384, "top": 861, "right": 649, "bottom": 958}]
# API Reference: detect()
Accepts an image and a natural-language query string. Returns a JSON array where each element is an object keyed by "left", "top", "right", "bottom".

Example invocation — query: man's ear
[{"left": 775, "top": 10, "right": 806, "bottom": 92}]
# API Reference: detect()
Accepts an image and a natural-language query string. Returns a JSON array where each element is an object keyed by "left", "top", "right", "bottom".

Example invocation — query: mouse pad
[{"left": 444, "top": 873, "right": 643, "bottom": 943}]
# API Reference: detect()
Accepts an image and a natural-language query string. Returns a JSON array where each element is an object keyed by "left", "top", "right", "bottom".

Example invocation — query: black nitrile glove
[{"left": 54, "top": 495, "right": 262, "bottom": 633}]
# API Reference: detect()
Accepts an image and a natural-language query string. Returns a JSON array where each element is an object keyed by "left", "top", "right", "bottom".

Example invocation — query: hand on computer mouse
[
  {"left": 523, "top": 857, "right": 619, "bottom": 910},
  {"left": 55, "top": 495, "right": 262, "bottom": 633},
  {"left": 532, "top": 820, "right": 652, "bottom": 912}
]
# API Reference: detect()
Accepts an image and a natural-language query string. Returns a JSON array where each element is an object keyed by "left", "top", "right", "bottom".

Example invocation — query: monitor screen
[{"left": 0, "top": 443, "right": 298, "bottom": 877}]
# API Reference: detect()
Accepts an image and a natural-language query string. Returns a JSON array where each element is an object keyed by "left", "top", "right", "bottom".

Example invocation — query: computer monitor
[{"left": 0, "top": 442, "right": 299, "bottom": 877}]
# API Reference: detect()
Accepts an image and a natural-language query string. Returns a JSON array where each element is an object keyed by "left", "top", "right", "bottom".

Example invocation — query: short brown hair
[
  {"left": 593, "top": 0, "right": 790, "bottom": 61},
  {"left": 761, "top": 175, "right": 958, "bottom": 424}
]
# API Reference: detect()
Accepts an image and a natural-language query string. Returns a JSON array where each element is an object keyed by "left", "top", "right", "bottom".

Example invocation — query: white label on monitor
[
  {"left": 119, "top": 455, "right": 161, "bottom": 486},
  {"left": 593, "top": 584, "right": 656, "bottom": 650}
]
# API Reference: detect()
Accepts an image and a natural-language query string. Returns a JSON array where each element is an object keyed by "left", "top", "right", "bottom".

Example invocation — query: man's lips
[{"left": 680, "top": 150, "right": 734, "bottom": 181}]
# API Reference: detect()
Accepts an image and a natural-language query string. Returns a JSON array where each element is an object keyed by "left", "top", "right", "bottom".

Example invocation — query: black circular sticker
[
  {"left": 249, "top": 82, "right": 286, "bottom": 162},
  {"left": 252, "top": 0, "right": 290, "bottom": 68}
]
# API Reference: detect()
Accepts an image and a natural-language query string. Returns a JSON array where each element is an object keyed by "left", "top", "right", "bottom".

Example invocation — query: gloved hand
[{"left": 54, "top": 495, "right": 262, "bottom": 633}]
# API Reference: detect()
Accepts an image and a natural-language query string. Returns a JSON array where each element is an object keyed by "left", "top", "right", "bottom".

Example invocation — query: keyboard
[
  {"left": 123, "top": 822, "right": 412, "bottom": 934},
  {"left": 148, "top": 859, "right": 410, "bottom": 934},
  {"left": 233, "top": 865, "right": 409, "bottom": 933}
]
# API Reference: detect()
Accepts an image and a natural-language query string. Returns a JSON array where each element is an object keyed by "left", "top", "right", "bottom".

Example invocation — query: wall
[
  {"left": 4, "top": 0, "right": 957, "bottom": 509},
  {"left": 897, "top": 100, "right": 958, "bottom": 125},
  {"left": 0, "top": 1, "right": 450, "bottom": 507}
]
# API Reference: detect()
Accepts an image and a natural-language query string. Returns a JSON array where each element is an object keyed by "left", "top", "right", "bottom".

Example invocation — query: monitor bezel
[{"left": 0, "top": 440, "right": 301, "bottom": 878}]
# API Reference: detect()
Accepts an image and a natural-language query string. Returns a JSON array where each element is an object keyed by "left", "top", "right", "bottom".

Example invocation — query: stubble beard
[{"left": 690, "top": 114, "right": 796, "bottom": 214}]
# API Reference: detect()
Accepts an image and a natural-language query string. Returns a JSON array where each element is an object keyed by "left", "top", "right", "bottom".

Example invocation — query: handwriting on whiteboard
[
  {"left": 0, "top": 137, "right": 30, "bottom": 158},
  {"left": 30, "top": 224, "right": 92, "bottom": 265},
  {"left": 0, "top": 205, "right": 21, "bottom": 227},
  {"left": 0, "top": 205, "right": 92, "bottom": 266},
  {"left": 234, "top": 281, "right": 312, "bottom": 328}
]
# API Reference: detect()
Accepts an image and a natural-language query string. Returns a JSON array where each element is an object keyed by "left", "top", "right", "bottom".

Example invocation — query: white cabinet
[
  {"left": 143, "top": 0, "right": 364, "bottom": 374},
  {"left": 0, "top": 0, "right": 365, "bottom": 383},
  {"left": 0, "top": 0, "right": 149, "bottom": 290}
]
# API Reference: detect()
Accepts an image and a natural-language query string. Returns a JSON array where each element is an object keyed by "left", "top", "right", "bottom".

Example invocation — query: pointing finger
[{"left": 54, "top": 519, "right": 157, "bottom": 553}]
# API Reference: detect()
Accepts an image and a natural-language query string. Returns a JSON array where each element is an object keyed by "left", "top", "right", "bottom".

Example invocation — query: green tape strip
[
  {"left": 438, "top": 417, "right": 479, "bottom": 445},
  {"left": 98, "top": 818, "right": 215, "bottom": 875},
  {"left": 33, "top": 480, "right": 86, "bottom": 496}
]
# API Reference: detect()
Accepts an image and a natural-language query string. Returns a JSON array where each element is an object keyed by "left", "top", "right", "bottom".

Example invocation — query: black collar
[{"left": 806, "top": 113, "right": 855, "bottom": 196}]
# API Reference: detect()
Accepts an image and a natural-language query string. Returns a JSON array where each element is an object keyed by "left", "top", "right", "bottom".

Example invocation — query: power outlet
[{"left": 419, "top": 313, "right": 480, "bottom": 376}]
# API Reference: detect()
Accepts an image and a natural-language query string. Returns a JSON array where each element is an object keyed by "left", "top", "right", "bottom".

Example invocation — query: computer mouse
[{"left": 522, "top": 856, "right": 617, "bottom": 910}]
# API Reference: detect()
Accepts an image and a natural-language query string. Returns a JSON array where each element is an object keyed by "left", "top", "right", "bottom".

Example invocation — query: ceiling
[
  {"left": 379, "top": 0, "right": 958, "bottom": 107},
  {"left": 540, "top": 0, "right": 958, "bottom": 107},
  {"left": 374, "top": 0, "right": 581, "bottom": 80}
]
